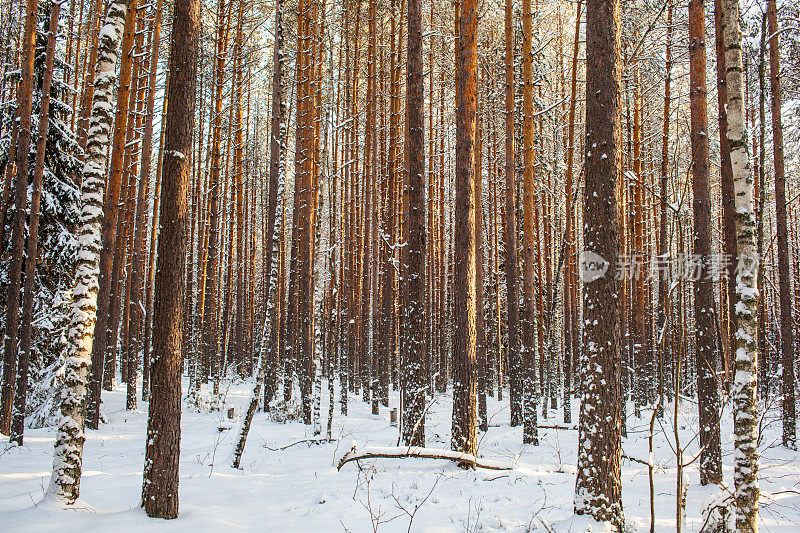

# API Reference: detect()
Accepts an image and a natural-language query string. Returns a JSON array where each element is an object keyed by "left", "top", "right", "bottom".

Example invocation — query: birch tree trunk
[
  {"left": 721, "top": 0, "right": 760, "bottom": 528},
  {"left": 86, "top": 0, "right": 140, "bottom": 427},
  {"left": 47, "top": 0, "right": 132, "bottom": 504},
  {"left": 232, "top": 151, "right": 286, "bottom": 469}
]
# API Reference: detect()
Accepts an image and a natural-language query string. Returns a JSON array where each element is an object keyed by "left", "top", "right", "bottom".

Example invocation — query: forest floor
[{"left": 1, "top": 379, "right": 798, "bottom": 532}]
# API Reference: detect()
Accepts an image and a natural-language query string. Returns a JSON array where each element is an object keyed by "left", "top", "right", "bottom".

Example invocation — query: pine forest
[{"left": 1, "top": 0, "right": 800, "bottom": 529}]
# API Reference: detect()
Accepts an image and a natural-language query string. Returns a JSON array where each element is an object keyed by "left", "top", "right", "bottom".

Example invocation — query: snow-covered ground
[{"left": 1, "top": 380, "right": 798, "bottom": 531}]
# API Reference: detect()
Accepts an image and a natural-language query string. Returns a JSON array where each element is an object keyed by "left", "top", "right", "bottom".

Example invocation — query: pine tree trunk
[
  {"left": 401, "top": 0, "right": 426, "bottom": 447},
  {"left": 756, "top": 12, "right": 767, "bottom": 401},
  {"left": 521, "top": 0, "right": 539, "bottom": 445},
  {"left": 689, "top": 0, "right": 722, "bottom": 484},
  {"left": 143, "top": 73, "right": 168, "bottom": 400},
  {"left": 9, "top": 0, "right": 62, "bottom": 445},
  {"left": 0, "top": 0, "right": 37, "bottom": 435},
  {"left": 714, "top": 0, "right": 737, "bottom": 387},
  {"left": 573, "top": 0, "right": 624, "bottom": 525},
  {"left": 141, "top": 0, "right": 200, "bottom": 515},
  {"left": 475, "top": 83, "right": 487, "bottom": 433},
  {"left": 202, "top": 0, "right": 231, "bottom": 392},
  {"left": 137, "top": 0, "right": 165, "bottom": 402},
  {"left": 767, "top": 0, "right": 796, "bottom": 450},
  {"left": 503, "top": 0, "right": 521, "bottom": 427},
  {"left": 264, "top": 0, "right": 285, "bottom": 407},
  {"left": 657, "top": 0, "right": 672, "bottom": 417},
  {"left": 563, "top": 0, "right": 583, "bottom": 426},
  {"left": 451, "top": 0, "right": 477, "bottom": 457}
]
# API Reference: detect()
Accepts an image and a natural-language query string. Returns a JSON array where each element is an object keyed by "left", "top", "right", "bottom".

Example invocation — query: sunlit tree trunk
[
  {"left": 48, "top": 0, "right": 133, "bottom": 503},
  {"left": 573, "top": 0, "right": 624, "bottom": 525},
  {"left": 141, "top": 0, "right": 200, "bottom": 514},
  {"left": 451, "top": 0, "right": 478, "bottom": 457}
]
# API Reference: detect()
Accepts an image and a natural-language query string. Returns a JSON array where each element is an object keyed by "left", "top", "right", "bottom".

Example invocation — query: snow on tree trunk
[
  {"left": 503, "top": 0, "right": 521, "bottom": 428},
  {"left": 47, "top": 0, "right": 130, "bottom": 504},
  {"left": 232, "top": 166, "right": 285, "bottom": 469},
  {"left": 721, "top": 0, "right": 760, "bottom": 528},
  {"left": 573, "top": 0, "right": 624, "bottom": 526},
  {"left": 311, "top": 184, "right": 325, "bottom": 436}
]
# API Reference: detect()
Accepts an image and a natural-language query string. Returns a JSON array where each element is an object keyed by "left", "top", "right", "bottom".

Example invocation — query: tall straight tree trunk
[
  {"left": 379, "top": 5, "right": 397, "bottom": 408},
  {"left": 689, "top": 0, "right": 722, "bottom": 485},
  {"left": 202, "top": 0, "right": 231, "bottom": 390},
  {"left": 232, "top": 0, "right": 246, "bottom": 375},
  {"left": 767, "top": 0, "right": 796, "bottom": 450},
  {"left": 714, "top": 0, "right": 737, "bottom": 386},
  {"left": 141, "top": 0, "right": 200, "bottom": 515},
  {"left": 503, "top": 0, "right": 521, "bottom": 427},
  {"left": 47, "top": 0, "right": 132, "bottom": 504},
  {"left": 657, "top": 0, "right": 672, "bottom": 414},
  {"left": 563, "top": 0, "right": 583, "bottom": 426},
  {"left": 137, "top": 0, "right": 165, "bottom": 402},
  {"left": 573, "top": 0, "right": 623, "bottom": 526},
  {"left": 401, "top": 0, "right": 426, "bottom": 447},
  {"left": 756, "top": 12, "right": 767, "bottom": 401},
  {"left": 0, "top": 0, "right": 37, "bottom": 435},
  {"left": 143, "top": 73, "right": 168, "bottom": 400},
  {"left": 9, "top": 0, "right": 62, "bottom": 445},
  {"left": 521, "top": 0, "right": 539, "bottom": 445},
  {"left": 264, "top": 0, "right": 286, "bottom": 407},
  {"left": 721, "top": 0, "right": 760, "bottom": 527},
  {"left": 475, "top": 84, "right": 487, "bottom": 432},
  {"left": 363, "top": 0, "right": 376, "bottom": 414},
  {"left": 86, "top": 0, "right": 140, "bottom": 428},
  {"left": 451, "top": 0, "right": 478, "bottom": 457}
]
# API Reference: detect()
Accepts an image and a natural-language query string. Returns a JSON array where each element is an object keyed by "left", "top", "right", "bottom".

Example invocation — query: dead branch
[{"left": 337, "top": 445, "right": 514, "bottom": 471}]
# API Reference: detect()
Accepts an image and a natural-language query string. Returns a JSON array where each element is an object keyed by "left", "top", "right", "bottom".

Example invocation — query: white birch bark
[
  {"left": 721, "top": 0, "right": 760, "bottom": 529},
  {"left": 231, "top": 159, "right": 285, "bottom": 469},
  {"left": 47, "top": 0, "right": 130, "bottom": 504}
]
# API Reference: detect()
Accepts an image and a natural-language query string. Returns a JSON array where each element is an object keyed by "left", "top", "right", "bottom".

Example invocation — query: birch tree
[
  {"left": 47, "top": 0, "right": 133, "bottom": 504},
  {"left": 720, "top": 0, "right": 760, "bottom": 528}
]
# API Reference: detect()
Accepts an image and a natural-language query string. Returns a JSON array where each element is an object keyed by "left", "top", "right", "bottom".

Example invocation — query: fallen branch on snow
[
  {"left": 337, "top": 445, "right": 514, "bottom": 471},
  {"left": 263, "top": 438, "right": 338, "bottom": 451}
]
